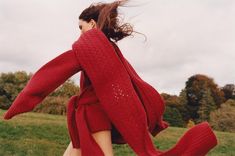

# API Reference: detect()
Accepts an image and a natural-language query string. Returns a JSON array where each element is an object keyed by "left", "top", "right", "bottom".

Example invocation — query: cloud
[{"left": 0, "top": 0, "right": 234, "bottom": 95}]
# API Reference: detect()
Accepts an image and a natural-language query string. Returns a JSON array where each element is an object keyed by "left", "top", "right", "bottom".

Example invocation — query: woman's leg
[
  {"left": 63, "top": 141, "right": 81, "bottom": 156},
  {"left": 63, "top": 130, "right": 113, "bottom": 156},
  {"left": 92, "top": 130, "right": 114, "bottom": 156},
  {"left": 85, "top": 103, "right": 113, "bottom": 155}
]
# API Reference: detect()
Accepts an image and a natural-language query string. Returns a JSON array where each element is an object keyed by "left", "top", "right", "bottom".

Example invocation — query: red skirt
[
  {"left": 78, "top": 83, "right": 112, "bottom": 133},
  {"left": 84, "top": 102, "right": 112, "bottom": 133}
]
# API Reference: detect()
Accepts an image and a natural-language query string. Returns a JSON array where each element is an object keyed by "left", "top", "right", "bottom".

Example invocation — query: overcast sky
[{"left": 0, "top": 0, "right": 234, "bottom": 95}]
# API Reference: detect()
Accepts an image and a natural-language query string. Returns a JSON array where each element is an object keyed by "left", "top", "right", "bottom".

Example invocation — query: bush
[
  {"left": 163, "top": 106, "right": 184, "bottom": 127},
  {"left": 186, "top": 119, "right": 195, "bottom": 128},
  {"left": 209, "top": 99, "right": 235, "bottom": 132},
  {"left": 33, "top": 96, "right": 69, "bottom": 115}
]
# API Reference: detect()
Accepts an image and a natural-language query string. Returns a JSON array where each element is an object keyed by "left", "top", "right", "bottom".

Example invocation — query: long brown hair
[{"left": 79, "top": 0, "right": 145, "bottom": 42}]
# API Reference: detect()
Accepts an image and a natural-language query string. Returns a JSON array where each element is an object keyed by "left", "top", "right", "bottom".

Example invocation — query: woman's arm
[{"left": 3, "top": 49, "right": 82, "bottom": 120}]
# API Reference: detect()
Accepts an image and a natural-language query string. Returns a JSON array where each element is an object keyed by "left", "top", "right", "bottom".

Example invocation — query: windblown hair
[{"left": 79, "top": 0, "right": 143, "bottom": 42}]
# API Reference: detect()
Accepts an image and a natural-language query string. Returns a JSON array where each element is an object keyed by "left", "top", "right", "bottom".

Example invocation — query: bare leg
[
  {"left": 63, "top": 141, "right": 81, "bottom": 156},
  {"left": 63, "top": 130, "right": 113, "bottom": 156},
  {"left": 91, "top": 130, "right": 114, "bottom": 156}
]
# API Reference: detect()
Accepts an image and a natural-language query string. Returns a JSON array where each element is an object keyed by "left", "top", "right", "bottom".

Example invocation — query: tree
[
  {"left": 222, "top": 84, "right": 235, "bottom": 100},
  {"left": 184, "top": 74, "right": 225, "bottom": 121},
  {"left": 185, "top": 74, "right": 224, "bottom": 107},
  {"left": 197, "top": 89, "right": 216, "bottom": 123},
  {"left": 178, "top": 89, "right": 191, "bottom": 122},
  {"left": 209, "top": 99, "right": 235, "bottom": 132},
  {"left": 163, "top": 106, "right": 184, "bottom": 127},
  {"left": 0, "top": 71, "right": 80, "bottom": 112},
  {"left": 161, "top": 92, "right": 185, "bottom": 127},
  {"left": 0, "top": 71, "right": 30, "bottom": 109},
  {"left": 50, "top": 79, "right": 80, "bottom": 97},
  {"left": 33, "top": 96, "right": 69, "bottom": 115}
]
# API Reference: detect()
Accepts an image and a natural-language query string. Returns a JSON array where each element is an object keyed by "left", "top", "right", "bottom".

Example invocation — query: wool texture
[{"left": 4, "top": 28, "right": 217, "bottom": 156}]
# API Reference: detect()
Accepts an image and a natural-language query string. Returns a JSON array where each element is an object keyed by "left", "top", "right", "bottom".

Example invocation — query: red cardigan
[{"left": 3, "top": 28, "right": 217, "bottom": 156}]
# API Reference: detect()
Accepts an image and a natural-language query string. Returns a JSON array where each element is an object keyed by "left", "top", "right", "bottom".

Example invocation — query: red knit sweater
[{"left": 3, "top": 28, "right": 217, "bottom": 156}]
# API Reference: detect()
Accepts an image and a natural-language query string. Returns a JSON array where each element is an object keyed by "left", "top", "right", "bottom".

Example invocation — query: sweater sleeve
[{"left": 3, "top": 49, "right": 82, "bottom": 120}]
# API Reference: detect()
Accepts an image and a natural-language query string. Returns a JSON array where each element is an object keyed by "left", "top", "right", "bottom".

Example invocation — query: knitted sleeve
[{"left": 3, "top": 50, "right": 81, "bottom": 120}]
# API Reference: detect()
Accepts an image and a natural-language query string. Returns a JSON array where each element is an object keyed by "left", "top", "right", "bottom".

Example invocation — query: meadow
[{"left": 0, "top": 109, "right": 234, "bottom": 156}]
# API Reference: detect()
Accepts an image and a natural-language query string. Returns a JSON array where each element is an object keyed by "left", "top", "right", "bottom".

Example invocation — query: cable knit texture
[{"left": 3, "top": 28, "right": 217, "bottom": 156}]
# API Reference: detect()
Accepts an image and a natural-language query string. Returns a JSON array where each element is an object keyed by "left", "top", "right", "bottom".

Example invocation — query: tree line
[
  {"left": 0, "top": 71, "right": 234, "bottom": 132},
  {"left": 161, "top": 74, "right": 235, "bottom": 132},
  {"left": 0, "top": 71, "right": 80, "bottom": 115}
]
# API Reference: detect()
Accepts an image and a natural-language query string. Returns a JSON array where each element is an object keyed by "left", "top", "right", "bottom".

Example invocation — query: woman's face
[{"left": 78, "top": 19, "right": 97, "bottom": 34}]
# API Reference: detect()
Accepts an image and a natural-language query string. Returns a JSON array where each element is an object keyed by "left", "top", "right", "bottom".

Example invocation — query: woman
[
  {"left": 3, "top": 1, "right": 218, "bottom": 156},
  {"left": 64, "top": 1, "right": 137, "bottom": 155}
]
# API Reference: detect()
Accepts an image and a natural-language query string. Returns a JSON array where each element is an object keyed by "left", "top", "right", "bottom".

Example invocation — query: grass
[{"left": 0, "top": 109, "right": 234, "bottom": 156}]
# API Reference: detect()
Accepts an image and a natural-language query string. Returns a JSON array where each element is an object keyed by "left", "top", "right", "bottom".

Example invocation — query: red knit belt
[
  {"left": 74, "top": 87, "right": 99, "bottom": 109},
  {"left": 66, "top": 93, "right": 106, "bottom": 155}
]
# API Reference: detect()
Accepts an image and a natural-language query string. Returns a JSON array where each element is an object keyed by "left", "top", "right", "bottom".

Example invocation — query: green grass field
[{"left": 0, "top": 109, "right": 234, "bottom": 156}]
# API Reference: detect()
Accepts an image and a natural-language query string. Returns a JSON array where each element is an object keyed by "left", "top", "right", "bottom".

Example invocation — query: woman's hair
[{"left": 79, "top": 0, "right": 145, "bottom": 42}]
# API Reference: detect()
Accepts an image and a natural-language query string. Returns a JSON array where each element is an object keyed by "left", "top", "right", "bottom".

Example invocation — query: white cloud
[{"left": 0, "top": 0, "right": 234, "bottom": 95}]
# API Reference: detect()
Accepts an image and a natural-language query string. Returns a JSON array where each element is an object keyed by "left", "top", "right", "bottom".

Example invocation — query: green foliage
[
  {"left": 222, "top": 84, "right": 235, "bottom": 101},
  {"left": 185, "top": 74, "right": 225, "bottom": 121},
  {"left": 197, "top": 89, "right": 216, "bottom": 123},
  {"left": 50, "top": 80, "right": 80, "bottom": 97},
  {"left": 161, "top": 93, "right": 180, "bottom": 107},
  {"left": 177, "top": 89, "right": 191, "bottom": 122},
  {"left": 161, "top": 92, "right": 188, "bottom": 127},
  {"left": 0, "top": 71, "right": 79, "bottom": 114},
  {"left": 185, "top": 74, "right": 225, "bottom": 107},
  {"left": 209, "top": 99, "right": 235, "bottom": 132},
  {"left": 163, "top": 106, "right": 184, "bottom": 127},
  {"left": 2, "top": 70, "right": 235, "bottom": 135},
  {"left": 33, "top": 96, "right": 69, "bottom": 115},
  {"left": 0, "top": 71, "right": 30, "bottom": 109},
  {"left": 33, "top": 80, "right": 80, "bottom": 115}
]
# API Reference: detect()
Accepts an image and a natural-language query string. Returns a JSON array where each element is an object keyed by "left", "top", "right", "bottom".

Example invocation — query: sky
[{"left": 0, "top": 0, "right": 234, "bottom": 95}]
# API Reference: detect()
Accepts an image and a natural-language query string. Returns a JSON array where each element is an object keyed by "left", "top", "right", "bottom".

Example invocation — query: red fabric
[{"left": 3, "top": 28, "right": 218, "bottom": 156}]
